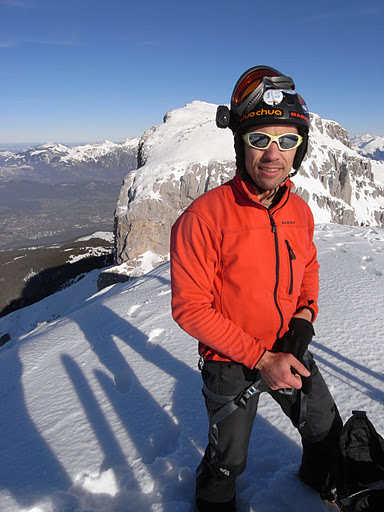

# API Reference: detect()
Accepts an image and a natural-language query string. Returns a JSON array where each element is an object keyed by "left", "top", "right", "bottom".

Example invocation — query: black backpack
[{"left": 336, "top": 411, "right": 384, "bottom": 511}]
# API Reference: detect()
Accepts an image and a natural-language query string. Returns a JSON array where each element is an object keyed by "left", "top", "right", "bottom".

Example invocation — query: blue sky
[{"left": 1, "top": 0, "right": 383, "bottom": 143}]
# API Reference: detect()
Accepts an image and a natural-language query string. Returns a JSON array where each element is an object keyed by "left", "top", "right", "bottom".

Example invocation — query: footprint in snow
[
  {"left": 366, "top": 266, "right": 383, "bottom": 277},
  {"left": 142, "top": 421, "right": 181, "bottom": 464},
  {"left": 114, "top": 367, "right": 133, "bottom": 394},
  {"left": 147, "top": 328, "right": 166, "bottom": 346},
  {"left": 336, "top": 242, "right": 347, "bottom": 253},
  {"left": 127, "top": 304, "right": 142, "bottom": 318},
  {"left": 158, "top": 288, "right": 171, "bottom": 296},
  {"left": 361, "top": 256, "right": 382, "bottom": 277}
]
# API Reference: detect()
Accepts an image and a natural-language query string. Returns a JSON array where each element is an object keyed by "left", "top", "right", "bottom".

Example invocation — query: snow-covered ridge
[
  {"left": 60, "top": 139, "right": 139, "bottom": 163},
  {"left": 351, "top": 133, "right": 384, "bottom": 161},
  {"left": 297, "top": 113, "right": 384, "bottom": 226},
  {"left": 2, "top": 138, "right": 138, "bottom": 161},
  {"left": 0, "top": 138, "right": 140, "bottom": 184}
]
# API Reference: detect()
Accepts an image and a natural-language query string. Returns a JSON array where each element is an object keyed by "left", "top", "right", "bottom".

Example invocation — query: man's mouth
[{"left": 259, "top": 167, "right": 281, "bottom": 173}]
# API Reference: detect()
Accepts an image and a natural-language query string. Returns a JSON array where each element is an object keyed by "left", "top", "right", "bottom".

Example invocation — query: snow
[
  {"left": 0, "top": 138, "right": 139, "bottom": 170},
  {"left": 59, "top": 140, "right": 136, "bottom": 163},
  {"left": 371, "top": 160, "right": 384, "bottom": 184},
  {"left": 102, "top": 252, "right": 169, "bottom": 280},
  {"left": 130, "top": 251, "right": 169, "bottom": 277},
  {"left": 125, "top": 101, "right": 235, "bottom": 201},
  {"left": 0, "top": 223, "right": 384, "bottom": 512},
  {"left": 67, "top": 246, "right": 113, "bottom": 264},
  {"left": 352, "top": 134, "right": 384, "bottom": 156},
  {"left": 76, "top": 232, "right": 114, "bottom": 243}
]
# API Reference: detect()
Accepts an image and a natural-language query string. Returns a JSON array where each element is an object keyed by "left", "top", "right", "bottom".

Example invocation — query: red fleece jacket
[{"left": 170, "top": 172, "right": 319, "bottom": 370}]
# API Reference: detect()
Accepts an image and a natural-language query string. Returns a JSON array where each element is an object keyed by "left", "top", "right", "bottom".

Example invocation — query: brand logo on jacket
[
  {"left": 282, "top": 221, "right": 295, "bottom": 225},
  {"left": 219, "top": 467, "right": 230, "bottom": 477}
]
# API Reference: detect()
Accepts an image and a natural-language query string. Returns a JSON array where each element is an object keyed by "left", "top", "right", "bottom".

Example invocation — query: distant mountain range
[
  {"left": 351, "top": 134, "right": 384, "bottom": 161},
  {"left": 2, "top": 132, "right": 383, "bottom": 186},
  {"left": 0, "top": 139, "right": 139, "bottom": 184},
  {"left": 0, "top": 138, "right": 140, "bottom": 250}
]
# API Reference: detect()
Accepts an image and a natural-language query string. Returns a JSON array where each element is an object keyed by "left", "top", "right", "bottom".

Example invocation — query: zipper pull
[
  {"left": 269, "top": 212, "right": 277, "bottom": 233},
  {"left": 285, "top": 240, "right": 296, "bottom": 260}
]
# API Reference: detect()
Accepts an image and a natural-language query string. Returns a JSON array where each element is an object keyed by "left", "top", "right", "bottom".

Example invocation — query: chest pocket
[
  {"left": 285, "top": 239, "right": 296, "bottom": 295},
  {"left": 280, "top": 229, "right": 310, "bottom": 299}
]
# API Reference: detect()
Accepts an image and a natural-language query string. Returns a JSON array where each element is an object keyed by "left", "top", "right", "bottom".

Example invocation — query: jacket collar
[{"left": 233, "top": 169, "right": 293, "bottom": 209}]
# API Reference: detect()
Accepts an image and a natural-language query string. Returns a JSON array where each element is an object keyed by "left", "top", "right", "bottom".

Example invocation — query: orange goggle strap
[{"left": 231, "top": 66, "right": 295, "bottom": 118}]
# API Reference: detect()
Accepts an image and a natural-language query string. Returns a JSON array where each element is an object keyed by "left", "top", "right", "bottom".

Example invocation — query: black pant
[{"left": 196, "top": 355, "right": 342, "bottom": 506}]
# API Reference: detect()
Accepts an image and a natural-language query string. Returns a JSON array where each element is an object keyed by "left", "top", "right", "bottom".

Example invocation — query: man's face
[{"left": 244, "top": 124, "right": 298, "bottom": 193}]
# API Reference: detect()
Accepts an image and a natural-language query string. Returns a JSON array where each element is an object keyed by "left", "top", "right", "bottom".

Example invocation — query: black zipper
[
  {"left": 285, "top": 240, "right": 296, "bottom": 295},
  {"left": 250, "top": 186, "right": 291, "bottom": 341},
  {"left": 268, "top": 211, "right": 284, "bottom": 340}
]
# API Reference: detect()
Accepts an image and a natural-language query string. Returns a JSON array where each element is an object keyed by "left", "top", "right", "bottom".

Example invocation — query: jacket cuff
[
  {"left": 252, "top": 346, "right": 267, "bottom": 369},
  {"left": 295, "top": 305, "right": 316, "bottom": 322}
]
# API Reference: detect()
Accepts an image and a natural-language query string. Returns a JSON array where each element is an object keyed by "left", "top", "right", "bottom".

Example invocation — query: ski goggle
[
  {"left": 242, "top": 132, "right": 303, "bottom": 151},
  {"left": 231, "top": 66, "right": 295, "bottom": 117}
]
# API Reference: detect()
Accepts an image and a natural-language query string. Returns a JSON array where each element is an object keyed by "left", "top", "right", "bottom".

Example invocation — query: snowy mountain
[
  {"left": 113, "top": 101, "right": 384, "bottom": 276},
  {"left": 0, "top": 223, "right": 383, "bottom": 512},
  {"left": 351, "top": 133, "right": 384, "bottom": 161},
  {"left": 0, "top": 138, "right": 139, "bottom": 250},
  {"left": 0, "top": 139, "right": 139, "bottom": 184}
]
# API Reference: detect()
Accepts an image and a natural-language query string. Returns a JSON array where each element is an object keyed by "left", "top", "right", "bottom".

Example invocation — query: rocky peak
[
  {"left": 113, "top": 101, "right": 384, "bottom": 278},
  {"left": 311, "top": 113, "right": 351, "bottom": 148}
]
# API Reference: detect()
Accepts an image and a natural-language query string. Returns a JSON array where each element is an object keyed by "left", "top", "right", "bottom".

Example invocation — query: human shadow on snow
[
  {"left": 311, "top": 340, "right": 384, "bottom": 404},
  {"left": 0, "top": 268, "right": 331, "bottom": 512},
  {"left": 65, "top": 272, "right": 314, "bottom": 511},
  {"left": 0, "top": 265, "right": 348, "bottom": 512},
  {"left": 69, "top": 283, "right": 203, "bottom": 508},
  {"left": 0, "top": 348, "right": 71, "bottom": 509}
]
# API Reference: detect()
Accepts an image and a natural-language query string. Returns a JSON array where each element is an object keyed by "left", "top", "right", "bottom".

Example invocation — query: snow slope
[
  {"left": 0, "top": 224, "right": 384, "bottom": 512},
  {"left": 351, "top": 134, "right": 384, "bottom": 161}
]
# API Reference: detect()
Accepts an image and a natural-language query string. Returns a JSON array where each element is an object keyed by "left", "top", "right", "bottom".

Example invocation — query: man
[{"left": 170, "top": 66, "right": 342, "bottom": 512}]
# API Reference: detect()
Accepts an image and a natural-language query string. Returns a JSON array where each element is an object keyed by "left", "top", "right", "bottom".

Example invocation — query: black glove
[{"left": 272, "top": 317, "right": 314, "bottom": 395}]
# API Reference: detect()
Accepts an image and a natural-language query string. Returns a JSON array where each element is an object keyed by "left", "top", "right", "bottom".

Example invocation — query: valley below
[
  {"left": 0, "top": 180, "right": 120, "bottom": 250},
  {"left": 0, "top": 179, "right": 119, "bottom": 319}
]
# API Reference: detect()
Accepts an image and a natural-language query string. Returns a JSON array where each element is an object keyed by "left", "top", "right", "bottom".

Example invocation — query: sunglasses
[
  {"left": 243, "top": 132, "right": 303, "bottom": 151},
  {"left": 231, "top": 66, "right": 295, "bottom": 117}
]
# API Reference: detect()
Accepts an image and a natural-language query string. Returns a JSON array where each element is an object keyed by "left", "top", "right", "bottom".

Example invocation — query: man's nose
[{"left": 263, "top": 141, "right": 281, "bottom": 159}]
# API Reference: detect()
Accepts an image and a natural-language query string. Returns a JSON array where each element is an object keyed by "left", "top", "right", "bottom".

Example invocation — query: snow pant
[{"left": 196, "top": 354, "right": 342, "bottom": 509}]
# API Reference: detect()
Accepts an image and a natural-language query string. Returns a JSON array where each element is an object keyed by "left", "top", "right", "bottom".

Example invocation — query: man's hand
[
  {"left": 271, "top": 316, "right": 314, "bottom": 394},
  {"left": 293, "top": 308, "right": 313, "bottom": 322},
  {"left": 255, "top": 350, "right": 310, "bottom": 391}
]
